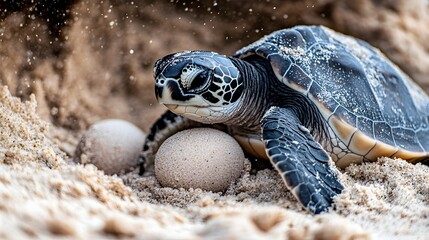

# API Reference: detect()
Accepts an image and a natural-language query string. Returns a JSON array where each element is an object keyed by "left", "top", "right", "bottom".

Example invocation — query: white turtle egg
[
  {"left": 74, "top": 119, "right": 145, "bottom": 175},
  {"left": 155, "top": 128, "right": 245, "bottom": 192}
]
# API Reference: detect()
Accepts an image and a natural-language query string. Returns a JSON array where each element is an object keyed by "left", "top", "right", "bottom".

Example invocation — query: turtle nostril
[{"left": 156, "top": 78, "right": 166, "bottom": 85}]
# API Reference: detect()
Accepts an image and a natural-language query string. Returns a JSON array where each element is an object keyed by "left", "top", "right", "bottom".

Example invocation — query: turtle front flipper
[
  {"left": 262, "top": 107, "right": 343, "bottom": 214},
  {"left": 139, "top": 110, "right": 226, "bottom": 175}
]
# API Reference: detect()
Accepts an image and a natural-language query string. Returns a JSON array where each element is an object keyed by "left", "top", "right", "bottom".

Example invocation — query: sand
[{"left": 0, "top": 0, "right": 428, "bottom": 239}]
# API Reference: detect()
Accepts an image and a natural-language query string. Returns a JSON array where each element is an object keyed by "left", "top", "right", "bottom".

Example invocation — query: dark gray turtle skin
[{"left": 140, "top": 26, "right": 429, "bottom": 214}]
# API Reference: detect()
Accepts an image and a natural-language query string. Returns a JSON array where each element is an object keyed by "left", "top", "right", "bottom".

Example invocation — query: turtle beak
[{"left": 154, "top": 80, "right": 174, "bottom": 105}]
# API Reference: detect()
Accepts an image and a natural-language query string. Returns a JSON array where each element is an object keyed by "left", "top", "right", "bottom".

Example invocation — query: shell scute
[
  {"left": 333, "top": 106, "right": 357, "bottom": 129},
  {"left": 357, "top": 117, "right": 375, "bottom": 140},
  {"left": 391, "top": 127, "right": 424, "bottom": 152},
  {"left": 308, "top": 82, "right": 339, "bottom": 119},
  {"left": 294, "top": 27, "right": 318, "bottom": 48},
  {"left": 284, "top": 64, "right": 313, "bottom": 92},
  {"left": 416, "top": 130, "right": 429, "bottom": 152},
  {"left": 373, "top": 121, "right": 395, "bottom": 146}
]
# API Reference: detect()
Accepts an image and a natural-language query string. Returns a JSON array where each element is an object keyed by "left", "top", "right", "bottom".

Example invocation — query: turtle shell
[{"left": 234, "top": 26, "right": 429, "bottom": 165}]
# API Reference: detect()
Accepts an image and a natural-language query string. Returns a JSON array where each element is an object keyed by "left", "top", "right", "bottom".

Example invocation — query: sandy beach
[{"left": 0, "top": 1, "right": 428, "bottom": 239}]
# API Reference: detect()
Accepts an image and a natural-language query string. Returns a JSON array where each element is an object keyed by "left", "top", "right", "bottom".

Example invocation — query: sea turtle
[{"left": 140, "top": 25, "right": 429, "bottom": 213}]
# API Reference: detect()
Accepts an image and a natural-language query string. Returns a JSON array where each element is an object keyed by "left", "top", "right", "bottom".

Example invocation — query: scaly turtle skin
[{"left": 140, "top": 26, "right": 429, "bottom": 214}]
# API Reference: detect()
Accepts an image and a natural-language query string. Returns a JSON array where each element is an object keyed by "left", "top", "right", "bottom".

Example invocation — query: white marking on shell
[{"left": 280, "top": 46, "right": 305, "bottom": 58}]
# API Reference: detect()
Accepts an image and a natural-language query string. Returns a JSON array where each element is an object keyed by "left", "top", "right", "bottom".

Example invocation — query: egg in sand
[
  {"left": 75, "top": 119, "right": 145, "bottom": 175},
  {"left": 155, "top": 128, "right": 245, "bottom": 192}
]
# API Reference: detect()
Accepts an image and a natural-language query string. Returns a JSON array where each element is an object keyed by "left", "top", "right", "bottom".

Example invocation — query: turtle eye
[
  {"left": 189, "top": 71, "right": 211, "bottom": 92},
  {"left": 180, "top": 64, "right": 211, "bottom": 93},
  {"left": 190, "top": 72, "right": 208, "bottom": 89}
]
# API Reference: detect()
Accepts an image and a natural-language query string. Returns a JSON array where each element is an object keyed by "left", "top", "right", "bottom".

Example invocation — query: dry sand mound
[{"left": 1, "top": 1, "right": 428, "bottom": 239}]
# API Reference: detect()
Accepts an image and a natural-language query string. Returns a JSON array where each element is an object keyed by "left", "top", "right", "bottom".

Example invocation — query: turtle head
[{"left": 153, "top": 51, "right": 244, "bottom": 123}]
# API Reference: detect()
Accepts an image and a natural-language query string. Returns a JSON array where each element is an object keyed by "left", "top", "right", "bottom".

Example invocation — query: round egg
[
  {"left": 155, "top": 128, "right": 245, "bottom": 192},
  {"left": 74, "top": 119, "right": 145, "bottom": 175}
]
